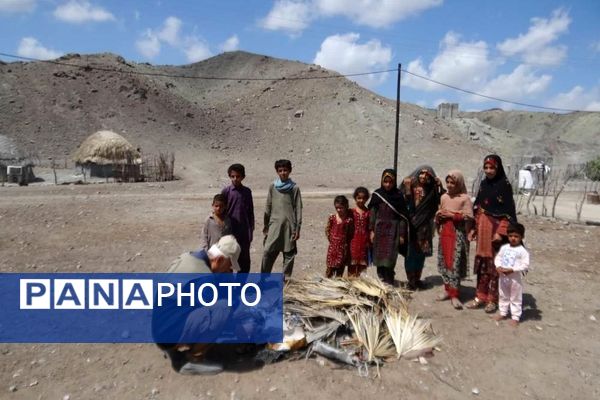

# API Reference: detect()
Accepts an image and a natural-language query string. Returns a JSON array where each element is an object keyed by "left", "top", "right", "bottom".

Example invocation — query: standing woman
[
  {"left": 402, "top": 166, "right": 444, "bottom": 290},
  {"left": 435, "top": 170, "right": 473, "bottom": 309},
  {"left": 369, "top": 169, "right": 409, "bottom": 285},
  {"left": 467, "top": 155, "right": 517, "bottom": 313}
]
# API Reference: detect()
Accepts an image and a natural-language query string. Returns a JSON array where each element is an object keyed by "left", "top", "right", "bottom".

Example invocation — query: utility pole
[{"left": 394, "top": 63, "right": 401, "bottom": 174}]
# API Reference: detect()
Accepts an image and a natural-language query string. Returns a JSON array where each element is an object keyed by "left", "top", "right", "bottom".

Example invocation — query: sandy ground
[{"left": 1, "top": 181, "right": 599, "bottom": 400}]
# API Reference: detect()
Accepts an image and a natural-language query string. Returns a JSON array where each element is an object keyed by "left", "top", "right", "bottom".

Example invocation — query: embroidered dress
[
  {"left": 472, "top": 155, "right": 516, "bottom": 305},
  {"left": 369, "top": 169, "right": 409, "bottom": 284},
  {"left": 350, "top": 208, "right": 370, "bottom": 266},
  {"left": 325, "top": 214, "right": 354, "bottom": 277},
  {"left": 436, "top": 170, "right": 473, "bottom": 299}
]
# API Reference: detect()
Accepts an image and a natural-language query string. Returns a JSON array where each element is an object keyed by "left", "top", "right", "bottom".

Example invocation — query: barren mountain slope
[
  {"left": 1, "top": 52, "right": 492, "bottom": 187},
  {"left": 461, "top": 109, "right": 600, "bottom": 163}
]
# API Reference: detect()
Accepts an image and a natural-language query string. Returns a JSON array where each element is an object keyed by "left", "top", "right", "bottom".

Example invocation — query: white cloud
[
  {"left": 135, "top": 30, "right": 161, "bottom": 59},
  {"left": 404, "top": 32, "right": 494, "bottom": 92},
  {"left": 157, "top": 16, "right": 182, "bottom": 46},
  {"left": 497, "top": 8, "right": 570, "bottom": 66},
  {"left": 136, "top": 16, "right": 213, "bottom": 62},
  {"left": 220, "top": 35, "right": 240, "bottom": 52},
  {"left": 315, "top": 0, "right": 443, "bottom": 28},
  {"left": 133, "top": 10, "right": 140, "bottom": 21},
  {"left": 259, "top": 0, "right": 442, "bottom": 35},
  {"left": 546, "top": 85, "right": 600, "bottom": 112},
  {"left": 476, "top": 65, "right": 551, "bottom": 102},
  {"left": 17, "top": 37, "right": 62, "bottom": 60},
  {"left": 54, "top": 0, "right": 115, "bottom": 23},
  {"left": 313, "top": 33, "right": 392, "bottom": 88},
  {"left": 259, "top": 0, "right": 312, "bottom": 36},
  {"left": 591, "top": 40, "right": 600, "bottom": 53},
  {"left": 183, "top": 39, "right": 212, "bottom": 62},
  {"left": 0, "top": 0, "right": 36, "bottom": 13}
]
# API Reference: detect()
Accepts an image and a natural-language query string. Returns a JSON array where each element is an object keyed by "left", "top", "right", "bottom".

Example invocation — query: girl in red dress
[
  {"left": 349, "top": 187, "right": 370, "bottom": 277},
  {"left": 325, "top": 195, "right": 354, "bottom": 278}
]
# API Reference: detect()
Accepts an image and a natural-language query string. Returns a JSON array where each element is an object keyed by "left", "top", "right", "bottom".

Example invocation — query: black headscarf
[
  {"left": 405, "top": 165, "right": 443, "bottom": 228},
  {"left": 474, "top": 154, "right": 517, "bottom": 221},
  {"left": 369, "top": 169, "right": 408, "bottom": 217}
]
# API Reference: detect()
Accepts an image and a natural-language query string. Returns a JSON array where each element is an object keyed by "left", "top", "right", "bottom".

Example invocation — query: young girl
[
  {"left": 435, "top": 170, "right": 473, "bottom": 309},
  {"left": 369, "top": 169, "right": 409, "bottom": 285},
  {"left": 349, "top": 187, "right": 370, "bottom": 277},
  {"left": 494, "top": 223, "right": 530, "bottom": 327},
  {"left": 325, "top": 195, "right": 354, "bottom": 278},
  {"left": 402, "top": 166, "right": 444, "bottom": 290},
  {"left": 467, "top": 155, "right": 517, "bottom": 313},
  {"left": 200, "top": 194, "right": 232, "bottom": 251}
]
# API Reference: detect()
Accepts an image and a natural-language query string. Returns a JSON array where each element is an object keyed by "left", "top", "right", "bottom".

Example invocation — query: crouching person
[{"left": 153, "top": 235, "right": 241, "bottom": 375}]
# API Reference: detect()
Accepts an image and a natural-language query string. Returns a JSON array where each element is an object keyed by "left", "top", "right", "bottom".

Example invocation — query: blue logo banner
[{"left": 0, "top": 273, "right": 283, "bottom": 343}]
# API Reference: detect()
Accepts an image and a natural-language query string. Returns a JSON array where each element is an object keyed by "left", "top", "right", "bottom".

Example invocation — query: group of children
[
  {"left": 200, "top": 155, "right": 530, "bottom": 326},
  {"left": 201, "top": 160, "right": 302, "bottom": 278},
  {"left": 323, "top": 155, "right": 530, "bottom": 326}
]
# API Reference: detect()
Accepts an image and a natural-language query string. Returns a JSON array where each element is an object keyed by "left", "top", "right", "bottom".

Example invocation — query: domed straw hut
[
  {"left": 72, "top": 130, "right": 140, "bottom": 178},
  {"left": 0, "top": 134, "right": 35, "bottom": 184}
]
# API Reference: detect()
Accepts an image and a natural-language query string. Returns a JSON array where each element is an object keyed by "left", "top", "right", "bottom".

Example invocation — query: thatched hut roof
[
  {"left": 73, "top": 130, "right": 140, "bottom": 165},
  {"left": 0, "top": 134, "right": 32, "bottom": 165}
]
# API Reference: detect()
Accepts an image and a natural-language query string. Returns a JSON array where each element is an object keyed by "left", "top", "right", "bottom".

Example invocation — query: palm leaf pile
[{"left": 280, "top": 275, "right": 440, "bottom": 369}]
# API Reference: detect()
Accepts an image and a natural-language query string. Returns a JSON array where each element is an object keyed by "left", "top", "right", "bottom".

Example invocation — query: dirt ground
[{"left": 1, "top": 181, "right": 599, "bottom": 400}]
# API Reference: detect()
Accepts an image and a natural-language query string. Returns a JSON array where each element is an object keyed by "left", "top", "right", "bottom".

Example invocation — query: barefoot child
[
  {"left": 494, "top": 223, "right": 529, "bottom": 327},
  {"left": 349, "top": 187, "right": 370, "bottom": 277},
  {"left": 435, "top": 170, "right": 473, "bottom": 310},
  {"left": 325, "top": 195, "right": 354, "bottom": 278},
  {"left": 222, "top": 164, "right": 255, "bottom": 273},
  {"left": 200, "top": 194, "right": 232, "bottom": 251},
  {"left": 369, "top": 169, "right": 409, "bottom": 285},
  {"left": 261, "top": 160, "right": 303, "bottom": 278}
]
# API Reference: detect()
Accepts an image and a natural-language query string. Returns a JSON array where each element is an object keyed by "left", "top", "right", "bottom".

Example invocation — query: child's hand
[
  {"left": 369, "top": 231, "right": 375, "bottom": 243},
  {"left": 398, "top": 236, "right": 404, "bottom": 246},
  {"left": 467, "top": 230, "right": 476, "bottom": 241},
  {"left": 292, "top": 232, "right": 300, "bottom": 241},
  {"left": 492, "top": 233, "right": 502, "bottom": 242}
]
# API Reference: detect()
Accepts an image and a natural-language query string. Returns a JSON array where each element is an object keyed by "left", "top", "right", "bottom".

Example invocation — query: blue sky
[{"left": 1, "top": 0, "right": 599, "bottom": 112}]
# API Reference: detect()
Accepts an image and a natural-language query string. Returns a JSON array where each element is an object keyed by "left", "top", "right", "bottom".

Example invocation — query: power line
[
  {"left": 400, "top": 69, "right": 584, "bottom": 113},
  {"left": 0, "top": 51, "right": 588, "bottom": 113}
]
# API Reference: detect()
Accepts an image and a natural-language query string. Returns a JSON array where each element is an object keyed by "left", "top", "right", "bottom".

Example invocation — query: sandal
[
  {"left": 465, "top": 298, "right": 483, "bottom": 309},
  {"left": 484, "top": 302, "right": 498, "bottom": 313}
]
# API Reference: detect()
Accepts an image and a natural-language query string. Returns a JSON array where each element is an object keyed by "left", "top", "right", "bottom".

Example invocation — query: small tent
[
  {"left": 0, "top": 134, "right": 35, "bottom": 184},
  {"left": 72, "top": 130, "right": 141, "bottom": 178}
]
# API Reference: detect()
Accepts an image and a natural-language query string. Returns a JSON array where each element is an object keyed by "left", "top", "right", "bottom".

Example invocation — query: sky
[{"left": 1, "top": 0, "right": 599, "bottom": 112}]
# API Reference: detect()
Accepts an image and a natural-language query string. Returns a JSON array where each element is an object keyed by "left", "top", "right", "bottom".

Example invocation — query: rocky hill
[{"left": 1, "top": 51, "right": 598, "bottom": 188}]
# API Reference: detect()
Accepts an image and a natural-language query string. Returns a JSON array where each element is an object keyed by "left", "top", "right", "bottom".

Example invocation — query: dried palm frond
[
  {"left": 384, "top": 311, "right": 441, "bottom": 358},
  {"left": 285, "top": 303, "right": 348, "bottom": 324},
  {"left": 349, "top": 276, "right": 387, "bottom": 298},
  {"left": 347, "top": 309, "right": 396, "bottom": 362}
]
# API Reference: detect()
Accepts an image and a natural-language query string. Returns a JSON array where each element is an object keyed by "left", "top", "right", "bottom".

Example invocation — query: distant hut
[
  {"left": 0, "top": 134, "right": 35, "bottom": 184},
  {"left": 73, "top": 130, "right": 141, "bottom": 178}
]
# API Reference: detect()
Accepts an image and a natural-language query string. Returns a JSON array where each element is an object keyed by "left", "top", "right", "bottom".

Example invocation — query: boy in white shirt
[{"left": 493, "top": 223, "right": 530, "bottom": 327}]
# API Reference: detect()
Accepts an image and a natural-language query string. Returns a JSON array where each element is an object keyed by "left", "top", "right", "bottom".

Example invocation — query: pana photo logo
[
  {"left": 19, "top": 278, "right": 262, "bottom": 309},
  {"left": 0, "top": 273, "right": 283, "bottom": 343}
]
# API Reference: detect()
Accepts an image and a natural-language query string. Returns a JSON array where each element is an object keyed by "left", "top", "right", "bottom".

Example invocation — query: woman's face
[
  {"left": 446, "top": 177, "right": 456, "bottom": 193},
  {"left": 382, "top": 176, "right": 395, "bottom": 191},
  {"left": 484, "top": 163, "right": 497, "bottom": 179},
  {"left": 418, "top": 170, "right": 430, "bottom": 185}
]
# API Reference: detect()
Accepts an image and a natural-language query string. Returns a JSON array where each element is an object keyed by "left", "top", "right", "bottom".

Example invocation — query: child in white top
[{"left": 493, "top": 223, "right": 530, "bottom": 327}]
